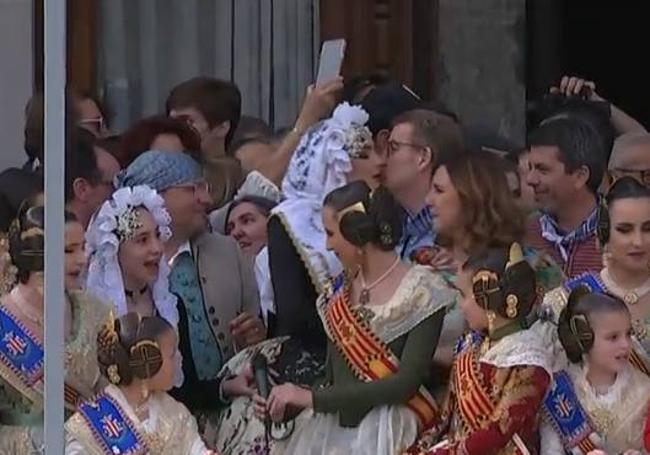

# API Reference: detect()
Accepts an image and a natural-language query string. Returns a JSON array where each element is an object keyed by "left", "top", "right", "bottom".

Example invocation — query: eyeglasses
[
  {"left": 174, "top": 180, "right": 212, "bottom": 195},
  {"left": 608, "top": 169, "right": 650, "bottom": 188},
  {"left": 387, "top": 139, "right": 427, "bottom": 153}
]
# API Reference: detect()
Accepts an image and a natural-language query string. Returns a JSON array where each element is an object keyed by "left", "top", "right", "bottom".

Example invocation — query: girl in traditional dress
[
  {"left": 0, "top": 198, "right": 109, "bottom": 454},
  {"left": 251, "top": 181, "right": 456, "bottom": 455},
  {"left": 415, "top": 152, "right": 563, "bottom": 394},
  {"left": 85, "top": 185, "right": 182, "bottom": 385},
  {"left": 65, "top": 313, "right": 219, "bottom": 455},
  {"left": 407, "top": 243, "right": 553, "bottom": 454},
  {"left": 541, "top": 176, "right": 650, "bottom": 375},
  {"left": 86, "top": 185, "right": 179, "bottom": 329},
  {"left": 213, "top": 102, "right": 386, "bottom": 454},
  {"left": 540, "top": 289, "right": 650, "bottom": 455}
]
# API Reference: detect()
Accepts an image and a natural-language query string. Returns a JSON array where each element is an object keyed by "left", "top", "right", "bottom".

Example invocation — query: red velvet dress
[{"left": 407, "top": 331, "right": 551, "bottom": 455}]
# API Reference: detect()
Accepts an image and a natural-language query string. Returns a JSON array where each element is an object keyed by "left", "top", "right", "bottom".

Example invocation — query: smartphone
[{"left": 316, "top": 39, "right": 346, "bottom": 86}]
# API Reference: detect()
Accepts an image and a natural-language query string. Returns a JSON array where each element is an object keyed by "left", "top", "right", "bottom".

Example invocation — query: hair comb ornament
[
  {"left": 116, "top": 205, "right": 143, "bottom": 241},
  {"left": 337, "top": 201, "right": 366, "bottom": 221},
  {"left": 472, "top": 270, "right": 499, "bottom": 309},
  {"left": 505, "top": 242, "right": 524, "bottom": 269},
  {"left": 107, "top": 364, "right": 121, "bottom": 384}
]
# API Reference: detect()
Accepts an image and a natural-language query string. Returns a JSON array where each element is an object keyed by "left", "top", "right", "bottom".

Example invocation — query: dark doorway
[{"left": 528, "top": 1, "right": 649, "bottom": 129}]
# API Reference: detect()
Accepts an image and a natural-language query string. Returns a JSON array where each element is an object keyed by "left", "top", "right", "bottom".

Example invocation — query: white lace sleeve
[
  {"left": 235, "top": 170, "right": 282, "bottom": 202},
  {"left": 539, "top": 416, "right": 564, "bottom": 455},
  {"left": 64, "top": 435, "right": 90, "bottom": 455},
  {"left": 254, "top": 247, "right": 274, "bottom": 325}
]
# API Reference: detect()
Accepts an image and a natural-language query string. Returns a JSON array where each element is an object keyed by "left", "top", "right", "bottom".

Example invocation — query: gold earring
[
  {"left": 140, "top": 380, "right": 149, "bottom": 402},
  {"left": 486, "top": 310, "right": 497, "bottom": 335},
  {"left": 506, "top": 294, "right": 519, "bottom": 319}
]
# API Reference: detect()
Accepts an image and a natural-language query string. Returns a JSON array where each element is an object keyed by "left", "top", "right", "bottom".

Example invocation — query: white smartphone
[{"left": 316, "top": 39, "right": 346, "bottom": 86}]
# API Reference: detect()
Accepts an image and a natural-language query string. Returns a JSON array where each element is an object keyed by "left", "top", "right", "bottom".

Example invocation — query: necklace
[
  {"left": 11, "top": 286, "right": 44, "bottom": 326},
  {"left": 600, "top": 268, "right": 650, "bottom": 305},
  {"left": 125, "top": 284, "right": 149, "bottom": 299},
  {"left": 358, "top": 257, "right": 401, "bottom": 306}
]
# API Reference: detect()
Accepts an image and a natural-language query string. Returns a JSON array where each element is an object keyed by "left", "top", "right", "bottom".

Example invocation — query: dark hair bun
[
  {"left": 97, "top": 312, "right": 171, "bottom": 386},
  {"left": 326, "top": 181, "right": 404, "bottom": 251},
  {"left": 9, "top": 195, "right": 45, "bottom": 281},
  {"left": 465, "top": 244, "right": 537, "bottom": 320},
  {"left": 557, "top": 286, "right": 594, "bottom": 363}
]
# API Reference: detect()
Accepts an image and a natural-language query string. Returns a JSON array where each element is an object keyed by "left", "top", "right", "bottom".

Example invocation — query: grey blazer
[{"left": 191, "top": 231, "right": 260, "bottom": 361}]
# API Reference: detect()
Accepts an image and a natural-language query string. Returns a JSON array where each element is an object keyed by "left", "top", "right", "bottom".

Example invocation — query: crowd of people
[{"left": 1, "top": 70, "right": 650, "bottom": 455}]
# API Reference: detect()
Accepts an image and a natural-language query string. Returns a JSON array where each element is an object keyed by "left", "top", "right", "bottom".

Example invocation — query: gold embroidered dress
[
  {"left": 65, "top": 384, "right": 209, "bottom": 455},
  {"left": 540, "top": 363, "right": 650, "bottom": 454}
]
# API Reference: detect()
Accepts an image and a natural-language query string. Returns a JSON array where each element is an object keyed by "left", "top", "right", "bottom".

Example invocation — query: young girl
[
  {"left": 65, "top": 313, "right": 218, "bottom": 455},
  {"left": 540, "top": 289, "right": 650, "bottom": 455},
  {"left": 408, "top": 243, "right": 552, "bottom": 454},
  {"left": 0, "top": 199, "right": 109, "bottom": 454},
  {"left": 254, "top": 181, "right": 456, "bottom": 454}
]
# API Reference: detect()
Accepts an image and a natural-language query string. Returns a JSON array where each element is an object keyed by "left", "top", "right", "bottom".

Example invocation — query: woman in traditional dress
[
  {"left": 540, "top": 289, "right": 650, "bottom": 454},
  {"left": 541, "top": 176, "right": 650, "bottom": 375},
  {"left": 407, "top": 243, "right": 553, "bottom": 454},
  {"left": 251, "top": 181, "right": 455, "bottom": 455},
  {"left": 65, "top": 313, "right": 218, "bottom": 455},
  {"left": 414, "top": 152, "right": 563, "bottom": 392},
  {"left": 213, "top": 102, "right": 386, "bottom": 454},
  {"left": 0, "top": 198, "right": 110, "bottom": 454}
]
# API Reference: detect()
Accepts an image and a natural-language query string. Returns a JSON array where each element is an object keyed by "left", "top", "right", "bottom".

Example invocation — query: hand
[
  {"left": 221, "top": 363, "right": 255, "bottom": 398},
  {"left": 294, "top": 77, "right": 344, "bottom": 132},
  {"left": 256, "top": 383, "right": 312, "bottom": 423},
  {"left": 411, "top": 246, "right": 455, "bottom": 271},
  {"left": 550, "top": 75, "right": 603, "bottom": 102},
  {"left": 230, "top": 312, "right": 266, "bottom": 347}
]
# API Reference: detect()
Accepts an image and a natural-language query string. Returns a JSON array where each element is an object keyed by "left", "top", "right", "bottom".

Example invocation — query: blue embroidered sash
[
  {"left": 543, "top": 371, "right": 602, "bottom": 454},
  {"left": 563, "top": 272, "right": 605, "bottom": 294},
  {"left": 454, "top": 330, "right": 483, "bottom": 356},
  {"left": 78, "top": 394, "right": 147, "bottom": 455},
  {"left": 0, "top": 306, "right": 44, "bottom": 398}
]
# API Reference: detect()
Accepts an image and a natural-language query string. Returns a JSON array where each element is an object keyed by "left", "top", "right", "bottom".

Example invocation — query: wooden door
[{"left": 319, "top": 0, "right": 438, "bottom": 100}]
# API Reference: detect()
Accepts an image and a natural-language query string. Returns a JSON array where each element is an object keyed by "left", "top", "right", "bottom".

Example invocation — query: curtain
[{"left": 98, "top": 0, "right": 320, "bottom": 132}]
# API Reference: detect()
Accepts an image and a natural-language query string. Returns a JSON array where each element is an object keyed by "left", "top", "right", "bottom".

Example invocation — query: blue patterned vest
[{"left": 169, "top": 251, "right": 222, "bottom": 380}]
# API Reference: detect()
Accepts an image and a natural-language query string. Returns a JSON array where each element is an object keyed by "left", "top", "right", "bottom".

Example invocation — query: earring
[
  {"left": 505, "top": 294, "right": 519, "bottom": 319},
  {"left": 140, "top": 380, "right": 150, "bottom": 403},
  {"left": 486, "top": 310, "right": 497, "bottom": 335}
]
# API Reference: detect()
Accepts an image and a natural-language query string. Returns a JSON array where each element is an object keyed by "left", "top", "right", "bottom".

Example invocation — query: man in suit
[{"left": 117, "top": 150, "right": 263, "bottom": 414}]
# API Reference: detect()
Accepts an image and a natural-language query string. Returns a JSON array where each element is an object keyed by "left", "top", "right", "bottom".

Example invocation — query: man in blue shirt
[{"left": 384, "top": 109, "right": 464, "bottom": 261}]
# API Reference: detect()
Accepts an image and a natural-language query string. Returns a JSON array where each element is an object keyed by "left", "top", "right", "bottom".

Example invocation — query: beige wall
[{"left": 0, "top": 0, "right": 33, "bottom": 171}]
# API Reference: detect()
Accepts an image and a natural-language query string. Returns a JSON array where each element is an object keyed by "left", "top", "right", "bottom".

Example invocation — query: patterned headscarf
[{"left": 115, "top": 150, "right": 202, "bottom": 191}]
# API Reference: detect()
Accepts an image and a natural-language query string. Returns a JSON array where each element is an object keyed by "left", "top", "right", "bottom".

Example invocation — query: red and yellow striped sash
[
  {"left": 325, "top": 289, "right": 439, "bottom": 428},
  {"left": 629, "top": 348, "right": 650, "bottom": 378},
  {"left": 453, "top": 348, "right": 526, "bottom": 455}
]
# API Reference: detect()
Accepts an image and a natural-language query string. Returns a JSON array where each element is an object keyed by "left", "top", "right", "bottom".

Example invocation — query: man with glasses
[
  {"left": 384, "top": 109, "right": 464, "bottom": 260},
  {"left": 607, "top": 132, "right": 650, "bottom": 190},
  {"left": 64, "top": 128, "right": 120, "bottom": 229},
  {"left": 117, "top": 150, "right": 262, "bottom": 416}
]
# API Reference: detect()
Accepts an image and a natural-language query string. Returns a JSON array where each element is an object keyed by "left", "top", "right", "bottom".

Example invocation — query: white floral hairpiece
[
  {"left": 86, "top": 185, "right": 172, "bottom": 255},
  {"left": 327, "top": 102, "right": 373, "bottom": 159}
]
